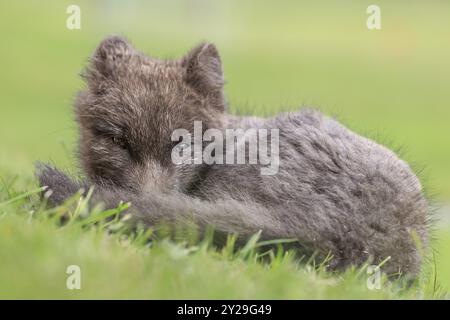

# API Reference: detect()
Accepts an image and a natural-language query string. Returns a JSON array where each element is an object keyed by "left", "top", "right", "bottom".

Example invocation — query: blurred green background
[
  {"left": 1, "top": 0, "right": 449, "bottom": 200},
  {"left": 0, "top": 0, "right": 449, "bottom": 297}
]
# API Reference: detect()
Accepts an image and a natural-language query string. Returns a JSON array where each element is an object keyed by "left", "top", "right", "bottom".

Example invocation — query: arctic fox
[{"left": 37, "top": 36, "right": 428, "bottom": 276}]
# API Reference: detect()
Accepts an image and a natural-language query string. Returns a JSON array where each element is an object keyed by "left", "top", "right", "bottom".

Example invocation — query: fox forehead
[
  {"left": 141, "top": 59, "right": 182, "bottom": 78},
  {"left": 111, "top": 56, "right": 186, "bottom": 94},
  {"left": 77, "top": 36, "right": 225, "bottom": 136},
  {"left": 89, "top": 62, "right": 192, "bottom": 115}
]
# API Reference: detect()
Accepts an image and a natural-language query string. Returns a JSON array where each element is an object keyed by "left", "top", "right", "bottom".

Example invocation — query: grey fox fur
[{"left": 36, "top": 36, "right": 428, "bottom": 276}]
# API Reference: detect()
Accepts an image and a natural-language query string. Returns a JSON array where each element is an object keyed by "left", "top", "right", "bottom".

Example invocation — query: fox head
[{"left": 75, "top": 36, "right": 226, "bottom": 193}]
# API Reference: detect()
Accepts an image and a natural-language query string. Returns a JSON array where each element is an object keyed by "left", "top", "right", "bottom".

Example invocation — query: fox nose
[{"left": 140, "top": 160, "right": 173, "bottom": 194}]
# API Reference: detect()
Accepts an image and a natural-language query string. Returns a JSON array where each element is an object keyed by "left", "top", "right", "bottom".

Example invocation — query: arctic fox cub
[{"left": 37, "top": 36, "right": 428, "bottom": 276}]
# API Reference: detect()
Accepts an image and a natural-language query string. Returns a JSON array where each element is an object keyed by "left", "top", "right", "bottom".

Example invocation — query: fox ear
[
  {"left": 182, "top": 42, "right": 224, "bottom": 95},
  {"left": 84, "top": 36, "right": 134, "bottom": 91}
]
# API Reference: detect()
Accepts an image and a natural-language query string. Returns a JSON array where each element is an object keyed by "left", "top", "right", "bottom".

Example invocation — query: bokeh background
[
  {"left": 1, "top": 0, "right": 450, "bottom": 200},
  {"left": 0, "top": 0, "right": 449, "bottom": 295}
]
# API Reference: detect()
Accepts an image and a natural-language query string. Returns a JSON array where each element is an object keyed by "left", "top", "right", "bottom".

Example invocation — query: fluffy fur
[{"left": 37, "top": 36, "right": 428, "bottom": 276}]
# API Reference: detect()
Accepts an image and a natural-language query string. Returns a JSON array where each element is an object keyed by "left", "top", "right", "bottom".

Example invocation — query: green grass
[
  {"left": 0, "top": 186, "right": 446, "bottom": 299},
  {"left": 0, "top": 0, "right": 450, "bottom": 299}
]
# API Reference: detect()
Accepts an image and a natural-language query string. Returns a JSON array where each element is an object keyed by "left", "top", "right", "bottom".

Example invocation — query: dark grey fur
[{"left": 37, "top": 36, "right": 428, "bottom": 276}]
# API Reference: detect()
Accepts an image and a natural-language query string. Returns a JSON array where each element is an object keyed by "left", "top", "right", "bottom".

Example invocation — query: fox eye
[{"left": 111, "top": 136, "right": 127, "bottom": 150}]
